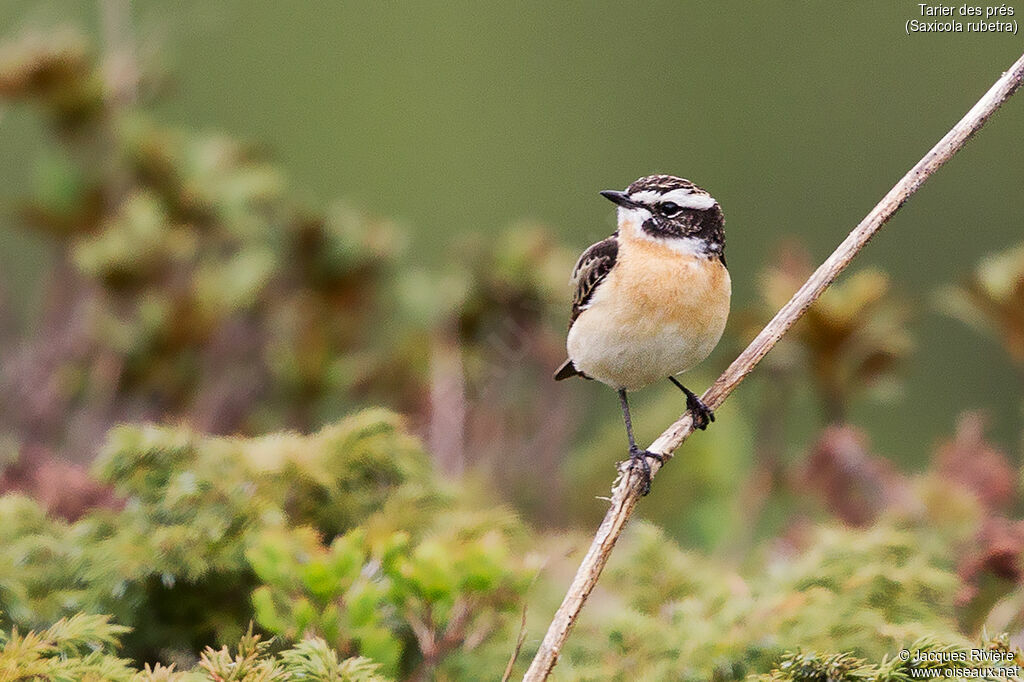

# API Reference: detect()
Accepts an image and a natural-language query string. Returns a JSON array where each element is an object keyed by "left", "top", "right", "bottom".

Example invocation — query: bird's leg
[
  {"left": 667, "top": 376, "right": 715, "bottom": 430},
  {"left": 617, "top": 389, "right": 662, "bottom": 496}
]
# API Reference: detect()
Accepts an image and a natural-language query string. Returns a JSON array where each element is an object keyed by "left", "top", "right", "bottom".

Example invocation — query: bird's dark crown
[{"left": 626, "top": 174, "right": 700, "bottom": 195}]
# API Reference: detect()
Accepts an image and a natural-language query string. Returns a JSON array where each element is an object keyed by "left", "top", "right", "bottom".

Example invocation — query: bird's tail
[{"left": 553, "top": 358, "right": 581, "bottom": 381}]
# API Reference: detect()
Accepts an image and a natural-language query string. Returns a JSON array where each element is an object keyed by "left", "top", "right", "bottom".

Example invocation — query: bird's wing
[{"left": 569, "top": 235, "right": 619, "bottom": 326}]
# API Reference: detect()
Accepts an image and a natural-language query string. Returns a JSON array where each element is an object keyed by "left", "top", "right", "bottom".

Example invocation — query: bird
[{"left": 553, "top": 174, "right": 731, "bottom": 495}]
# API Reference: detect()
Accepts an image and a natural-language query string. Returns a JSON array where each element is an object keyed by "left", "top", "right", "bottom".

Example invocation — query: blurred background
[{"left": 0, "top": 1, "right": 1022, "bottom": 680}]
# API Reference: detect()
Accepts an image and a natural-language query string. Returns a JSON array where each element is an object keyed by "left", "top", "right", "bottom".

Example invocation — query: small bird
[{"left": 554, "top": 174, "right": 731, "bottom": 494}]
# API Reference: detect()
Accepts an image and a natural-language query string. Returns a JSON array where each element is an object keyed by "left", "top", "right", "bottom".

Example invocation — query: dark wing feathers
[
  {"left": 553, "top": 358, "right": 579, "bottom": 381},
  {"left": 569, "top": 236, "right": 618, "bottom": 326},
  {"left": 553, "top": 236, "right": 618, "bottom": 382}
]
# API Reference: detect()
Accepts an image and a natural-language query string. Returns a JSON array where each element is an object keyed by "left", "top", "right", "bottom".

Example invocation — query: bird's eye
[{"left": 660, "top": 202, "right": 682, "bottom": 217}]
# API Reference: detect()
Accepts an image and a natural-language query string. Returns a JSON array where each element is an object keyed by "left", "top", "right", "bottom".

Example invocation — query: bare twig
[
  {"left": 501, "top": 602, "right": 530, "bottom": 682},
  {"left": 523, "top": 51, "right": 1024, "bottom": 681}
]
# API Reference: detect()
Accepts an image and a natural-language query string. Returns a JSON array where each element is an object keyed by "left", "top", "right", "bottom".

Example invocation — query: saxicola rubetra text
[{"left": 554, "top": 174, "right": 731, "bottom": 494}]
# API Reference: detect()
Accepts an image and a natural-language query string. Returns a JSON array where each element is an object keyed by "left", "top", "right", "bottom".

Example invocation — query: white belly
[{"left": 568, "top": 317, "right": 722, "bottom": 390}]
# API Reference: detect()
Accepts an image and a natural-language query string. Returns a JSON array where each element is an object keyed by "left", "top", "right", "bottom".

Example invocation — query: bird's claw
[
  {"left": 686, "top": 393, "right": 715, "bottom": 430},
  {"left": 628, "top": 445, "right": 664, "bottom": 496}
]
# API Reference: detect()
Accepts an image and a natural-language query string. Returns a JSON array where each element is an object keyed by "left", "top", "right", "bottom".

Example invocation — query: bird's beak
[{"left": 600, "top": 190, "right": 636, "bottom": 208}]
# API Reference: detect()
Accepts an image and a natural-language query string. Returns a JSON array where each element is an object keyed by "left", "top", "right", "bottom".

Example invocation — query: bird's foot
[
  {"left": 628, "top": 445, "right": 664, "bottom": 496},
  {"left": 685, "top": 391, "right": 715, "bottom": 430},
  {"left": 668, "top": 378, "right": 716, "bottom": 431}
]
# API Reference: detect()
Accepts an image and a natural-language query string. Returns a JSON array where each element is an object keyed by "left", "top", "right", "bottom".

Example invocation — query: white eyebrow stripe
[
  {"left": 660, "top": 188, "right": 717, "bottom": 210},
  {"left": 629, "top": 190, "right": 661, "bottom": 204}
]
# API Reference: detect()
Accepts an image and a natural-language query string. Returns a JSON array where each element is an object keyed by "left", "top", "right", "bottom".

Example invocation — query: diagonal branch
[{"left": 523, "top": 51, "right": 1024, "bottom": 682}]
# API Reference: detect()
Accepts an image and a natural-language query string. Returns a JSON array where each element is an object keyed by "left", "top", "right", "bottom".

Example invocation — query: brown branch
[
  {"left": 406, "top": 598, "right": 478, "bottom": 682},
  {"left": 502, "top": 601, "right": 530, "bottom": 682},
  {"left": 523, "top": 51, "right": 1024, "bottom": 681}
]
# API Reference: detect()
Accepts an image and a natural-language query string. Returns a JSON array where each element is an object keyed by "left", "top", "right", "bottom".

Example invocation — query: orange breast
[{"left": 610, "top": 237, "right": 730, "bottom": 336}]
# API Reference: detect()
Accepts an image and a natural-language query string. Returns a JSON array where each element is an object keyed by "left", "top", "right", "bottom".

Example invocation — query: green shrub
[
  {"left": 248, "top": 515, "right": 530, "bottom": 677},
  {"left": 552, "top": 513, "right": 985, "bottom": 681}
]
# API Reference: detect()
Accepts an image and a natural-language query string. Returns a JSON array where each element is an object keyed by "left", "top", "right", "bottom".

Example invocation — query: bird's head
[{"left": 601, "top": 174, "right": 725, "bottom": 261}]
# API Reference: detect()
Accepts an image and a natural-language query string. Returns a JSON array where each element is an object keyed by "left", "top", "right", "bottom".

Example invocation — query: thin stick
[
  {"left": 501, "top": 601, "right": 530, "bottom": 682},
  {"left": 523, "top": 51, "right": 1024, "bottom": 682}
]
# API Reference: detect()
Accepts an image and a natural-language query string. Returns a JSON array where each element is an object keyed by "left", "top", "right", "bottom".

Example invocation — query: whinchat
[{"left": 554, "top": 174, "right": 731, "bottom": 494}]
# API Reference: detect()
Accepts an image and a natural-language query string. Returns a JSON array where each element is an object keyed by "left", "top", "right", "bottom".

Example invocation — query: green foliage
[
  {"left": 0, "top": 407, "right": 534, "bottom": 677},
  {"left": 3, "top": 509, "right": 1021, "bottom": 680},
  {"left": 0, "top": 495, "right": 101, "bottom": 627},
  {"left": 0, "top": 617, "right": 392, "bottom": 681},
  {"left": 276, "top": 638, "right": 390, "bottom": 682},
  {"left": 939, "top": 241, "right": 1024, "bottom": 367},
  {"left": 552, "top": 516, "right": 981, "bottom": 680},
  {"left": 0, "top": 613, "right": 134, "bottom": 682},
  {"left": 248, "top": 514, "right": 530, "bottom": 677},
  {"left": 96, "top": 407, "right": 434, "bottom": 542},
  {"left": 0, "top": 410, "right": 437, "bottom": 662},
  {"left": 248, "top": 527, "right": 399, "bottom": 671},
  {"left": 92, "top": 409, "right": 437, "bottom": 661},
  {"left": 757, "top": 636, "right": 1023, "bottom": 681}
]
